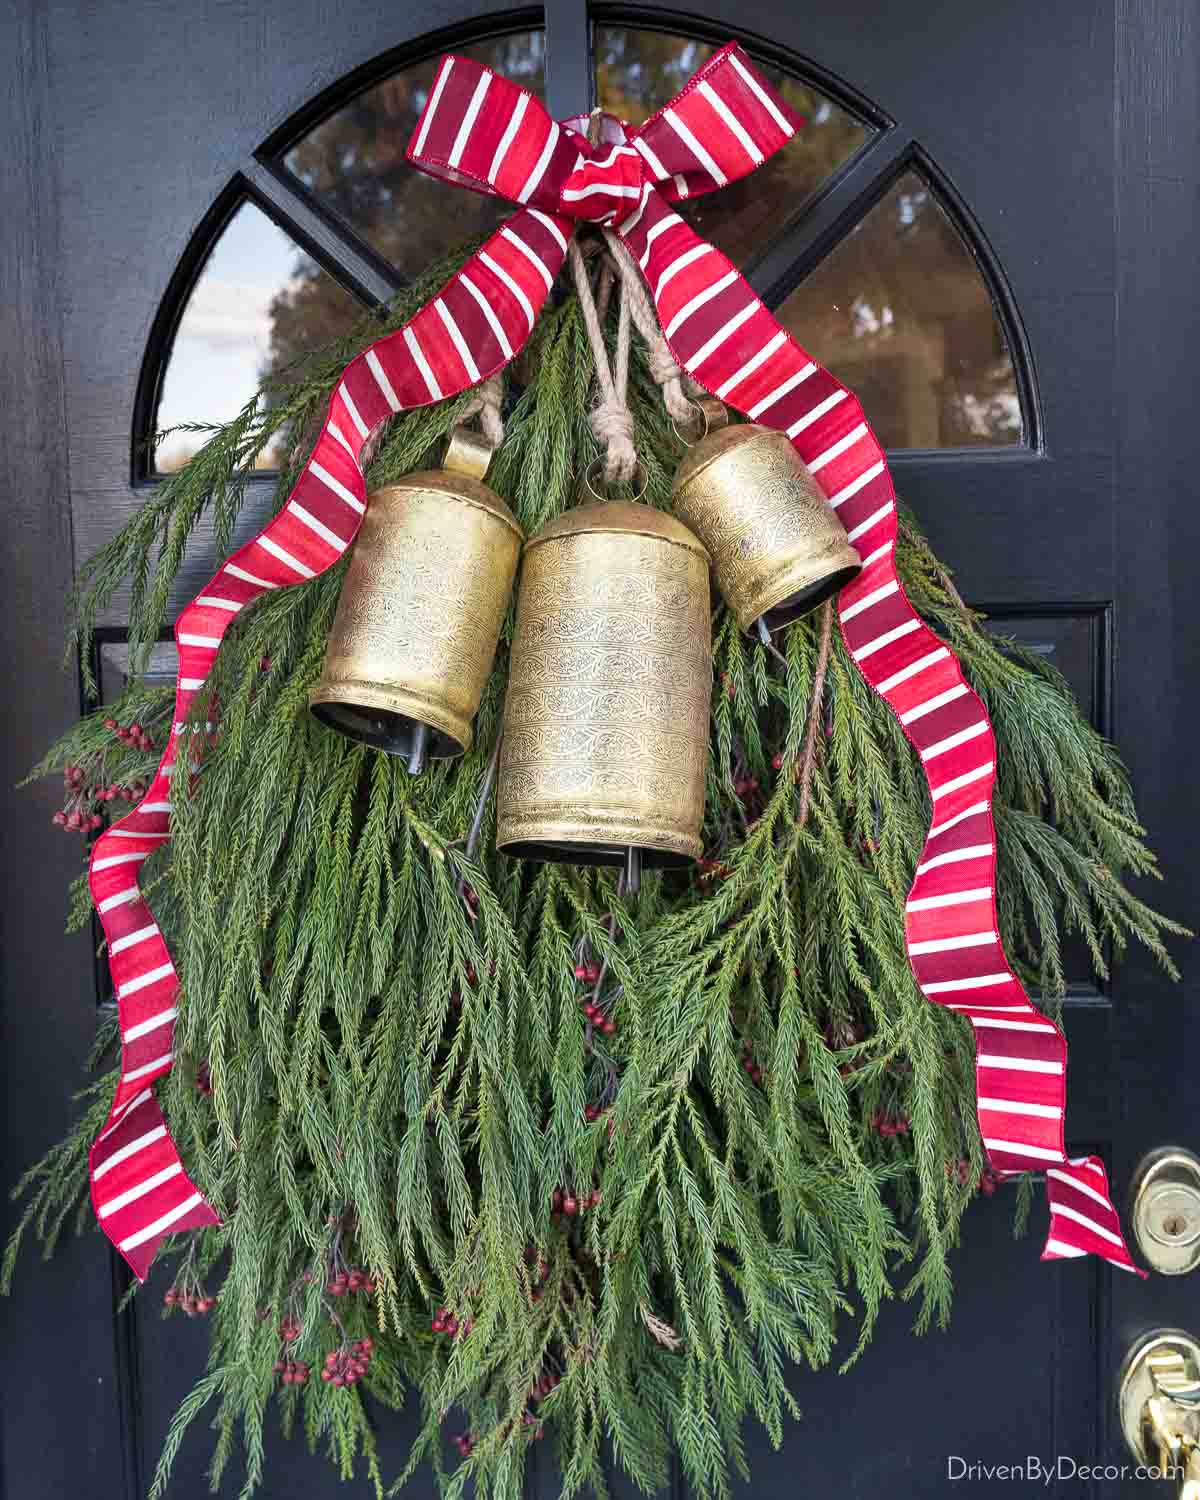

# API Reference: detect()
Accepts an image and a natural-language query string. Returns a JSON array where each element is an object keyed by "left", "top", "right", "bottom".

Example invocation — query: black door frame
[{"left": 3, "top": 2, "right": 1198, "bottom": 1496}]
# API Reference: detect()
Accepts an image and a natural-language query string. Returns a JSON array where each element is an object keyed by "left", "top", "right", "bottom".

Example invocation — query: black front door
[{"left": 2, "top": 2, "right": 1198, "bottom": 1496}]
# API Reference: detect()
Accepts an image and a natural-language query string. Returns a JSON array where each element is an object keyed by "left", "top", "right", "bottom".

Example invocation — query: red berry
[
  {"left": 551, "top": 1188, "right": 563, "bottom": 1211},
  {"left": 51, "top": 811, "right": 66, "bottom": 827},
  {"left": 321, "top": 1368, "right": 332, "bottom": 1382},
  {"left": 573, "top": 963, "right": 588, "bottom": 980},
  {"left": 104, "top": 718, "right": 117, "bottom": 731},
  {"left": 130, "top": 724, "right": 142, "bottom": 737},
  {"left": 562, "top": 1195, "right": 578, "bottom": 1217},
  {"left": 601, "top": 1019, "right": 616, "bottom": 1036}
]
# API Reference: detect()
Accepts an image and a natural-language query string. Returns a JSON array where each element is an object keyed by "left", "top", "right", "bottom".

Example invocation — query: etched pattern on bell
[
  {"left": 310, "top": 466, "right": 522, "bottom": 760},
  {"left": 672, "top": 423, "right": 862, "bottom": 632},
  {"left": 496, "top": 502, "right": 712, "bottom": 868}
]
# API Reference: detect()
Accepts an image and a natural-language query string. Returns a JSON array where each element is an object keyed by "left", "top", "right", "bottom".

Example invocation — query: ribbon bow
[{"left": 86, "top": 43, "right": 1140, "bottom": 1280}]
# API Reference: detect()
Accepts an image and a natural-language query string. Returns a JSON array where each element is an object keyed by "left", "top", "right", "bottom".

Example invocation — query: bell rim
[
  {"left": 732, "top": 546, "right": 863, "bottom": 632},
  {"left": 310, "top": 680, "right": 472, "bottom": 757},
  {"left": 496, "top": 808, "right": 702, "bottom": 864},
  {"left": 369, "top": 473, "right": 524, "bottom": 542},
  {"left": 524, "top": 500, "right": 709, "bottom": 562},
  {"left": 496, "top": 838, "right": 697, "bottom": 870}
]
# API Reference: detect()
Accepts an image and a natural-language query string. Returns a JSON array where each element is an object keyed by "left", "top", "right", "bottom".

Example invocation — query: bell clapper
[
  {"left": 755, "top": 615, "right": 791, "bottom": 670},
  {"left": 624, "top": 845, "right": 642, "bottom": 896},
  {"left": 408, "top": 721, "right": 429, "bottom": 776}
]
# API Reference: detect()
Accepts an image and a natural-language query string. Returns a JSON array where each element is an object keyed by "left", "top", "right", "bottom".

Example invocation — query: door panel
[{"left": 3, "top": 1, "right": 1197, "bottom": 1496}]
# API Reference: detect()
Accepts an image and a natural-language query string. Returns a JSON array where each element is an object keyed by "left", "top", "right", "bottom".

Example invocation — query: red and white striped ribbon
[{"left": 87, "top": 41, "right": 1139, "bottom": 1279}]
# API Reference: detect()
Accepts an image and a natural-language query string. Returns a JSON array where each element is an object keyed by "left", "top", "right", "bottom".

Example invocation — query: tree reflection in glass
[
  {"left": 594, "top": 27, "right": 871, "bottom": 271},
  {"left": 282, "top": 33, "right": 546, "bottom": 279},
  {"left": 776, "top": 172, "right": 1022, "bottom": 448}
]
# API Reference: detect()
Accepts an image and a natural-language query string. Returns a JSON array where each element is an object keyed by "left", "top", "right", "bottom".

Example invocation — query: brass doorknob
[
  {"left": 1119, "top": 1331, "right": 1200, "bottom": 1493},
  {"left": 1131, "top": 1149, "right": 1200, "bottom": 1275}
]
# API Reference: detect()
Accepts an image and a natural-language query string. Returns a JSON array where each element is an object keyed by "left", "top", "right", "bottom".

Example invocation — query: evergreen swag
[{"left": 6, "top": 240, "right": 1186, "bottom": 1500}]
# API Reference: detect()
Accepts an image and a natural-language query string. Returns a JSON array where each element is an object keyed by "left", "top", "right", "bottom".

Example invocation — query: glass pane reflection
[
  {"left": 154, "top": 202, "right": 361, "bottom": 473},
  {"left": 283, "top": 32, "right": 545, "bottom": 279},
  {"left": 594, "top": 27, "right": 871, "bottom": 271},
  {"left": 775, "top": 172, "right": 1022, "bottom": 448}
]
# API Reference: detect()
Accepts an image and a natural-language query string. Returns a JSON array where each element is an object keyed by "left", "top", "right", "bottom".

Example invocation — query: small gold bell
[
  {"left": 496, "top": 501, "right": 711, "bottom": 884},
  {"left": 311, "top": 427, "right": 523, "bottom": 771},
  {"left": 672, "top": 401, "right": 862, "bottom": 633}
]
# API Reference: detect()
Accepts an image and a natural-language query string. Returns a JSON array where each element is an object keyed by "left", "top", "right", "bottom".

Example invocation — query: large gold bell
[
  {"left": 672, "top": 408, "right": 862, "bottom": 633},
  {"left": 311, "top": 428, "right": 523, "bottom": 771},
  {"left": 496, "top": 501, "right": 712, "bottom": 882}
]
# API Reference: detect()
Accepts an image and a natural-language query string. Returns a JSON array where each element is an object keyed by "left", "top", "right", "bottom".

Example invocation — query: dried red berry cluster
[
  {"left": 273, "top": 1356, "right": 310, "bottom": 1385},
  {"left": 948, "top": 1158, "right": 1000, "bottom": 1196},
  {"left": 872, "top": 1111, "right": 910, "bottom": 1137},
  {"left": 51, "top": 765, "right": 104, "bottom": 831},
  {"left": 327, "top": 1267, "right": 375, "bottom": 1297},
  {"left": 551, "top": 1185, "right": 600, "bottom": 1218},
  {"left": 105, "top": 717, "right": 156, "bottom": 752},
  {"left": 431, "top": 1306, "right": 474, "bottom": 1339},
  {"left": 741, "top": 1042, "right": 764, "bottom": 1086},
  {"left": 578, "top": 993, "right": 617, "bottom": 1036},
  {"left": 163, "top": 1287, "right": 216, "bottom": 1315},
  {"left": 452, "top": 1431, "right": 476, "bottom": 1458},
  {"left": 321, "top": 1337, "right": 373, "bottom": 1386}
]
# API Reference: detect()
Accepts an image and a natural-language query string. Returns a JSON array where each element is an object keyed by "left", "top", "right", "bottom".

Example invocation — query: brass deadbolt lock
[{"left": 1131, "top": 1149, "right": 1200, "bottom": 1276}]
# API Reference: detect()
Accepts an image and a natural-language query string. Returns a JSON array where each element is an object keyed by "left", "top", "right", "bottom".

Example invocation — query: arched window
[{"left": 140, "top": 17, "right": 1034, "bottom": 477}]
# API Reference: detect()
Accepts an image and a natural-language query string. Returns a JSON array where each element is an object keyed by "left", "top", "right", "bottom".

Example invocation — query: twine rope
[
  {"left": 602, "top": 229, "right": 699, "bottom": 426},
  {"left": 459, "top": 371, "right": 505, "bottom": 447},
  {"left": 568, "top": 236, "right": 639, "bottom": 484}
]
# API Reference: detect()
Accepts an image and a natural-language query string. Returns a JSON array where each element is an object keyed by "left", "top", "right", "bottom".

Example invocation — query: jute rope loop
[
  {"left": 602, "top": 229, "right": 700, "bottom": 427},
  {"left": 568, "top": 237, "right": 640, "bottom": 485},
  {"left": 459, "top": 371, "right": 505, "bottom": 447}
]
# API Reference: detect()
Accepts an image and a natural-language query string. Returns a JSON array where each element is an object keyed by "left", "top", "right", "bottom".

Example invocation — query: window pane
[
  {"left": 775, "top": 172, "right": 1022, "bottom": 448},
  {"left": 594, "top": 27, "right": 871, "bottom": 271},
  {"left": 154, "top": 201, "right": 362, "bottom": 473},
  {"left": 282, "top": 32, "right": 545, "bottom": 279}
]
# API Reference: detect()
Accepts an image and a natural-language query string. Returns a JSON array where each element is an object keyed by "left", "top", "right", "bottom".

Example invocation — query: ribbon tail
[
  {"left": 614, "top": 197, "right": 1142, "bottom": 1276},
  {"left": 86, "top": 210, "right": 569, "bottom": 1277}
]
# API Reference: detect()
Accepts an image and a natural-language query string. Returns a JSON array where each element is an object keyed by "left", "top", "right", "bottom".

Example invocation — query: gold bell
[
  {"left": 311, "top": 427, "right": 523, "bottom": 771},
  {"left": 496, "top": 501, "right": 712, "bottom": 885},
  {"left": 672, "top": 400, "right": 862, "bottom": 633}
]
